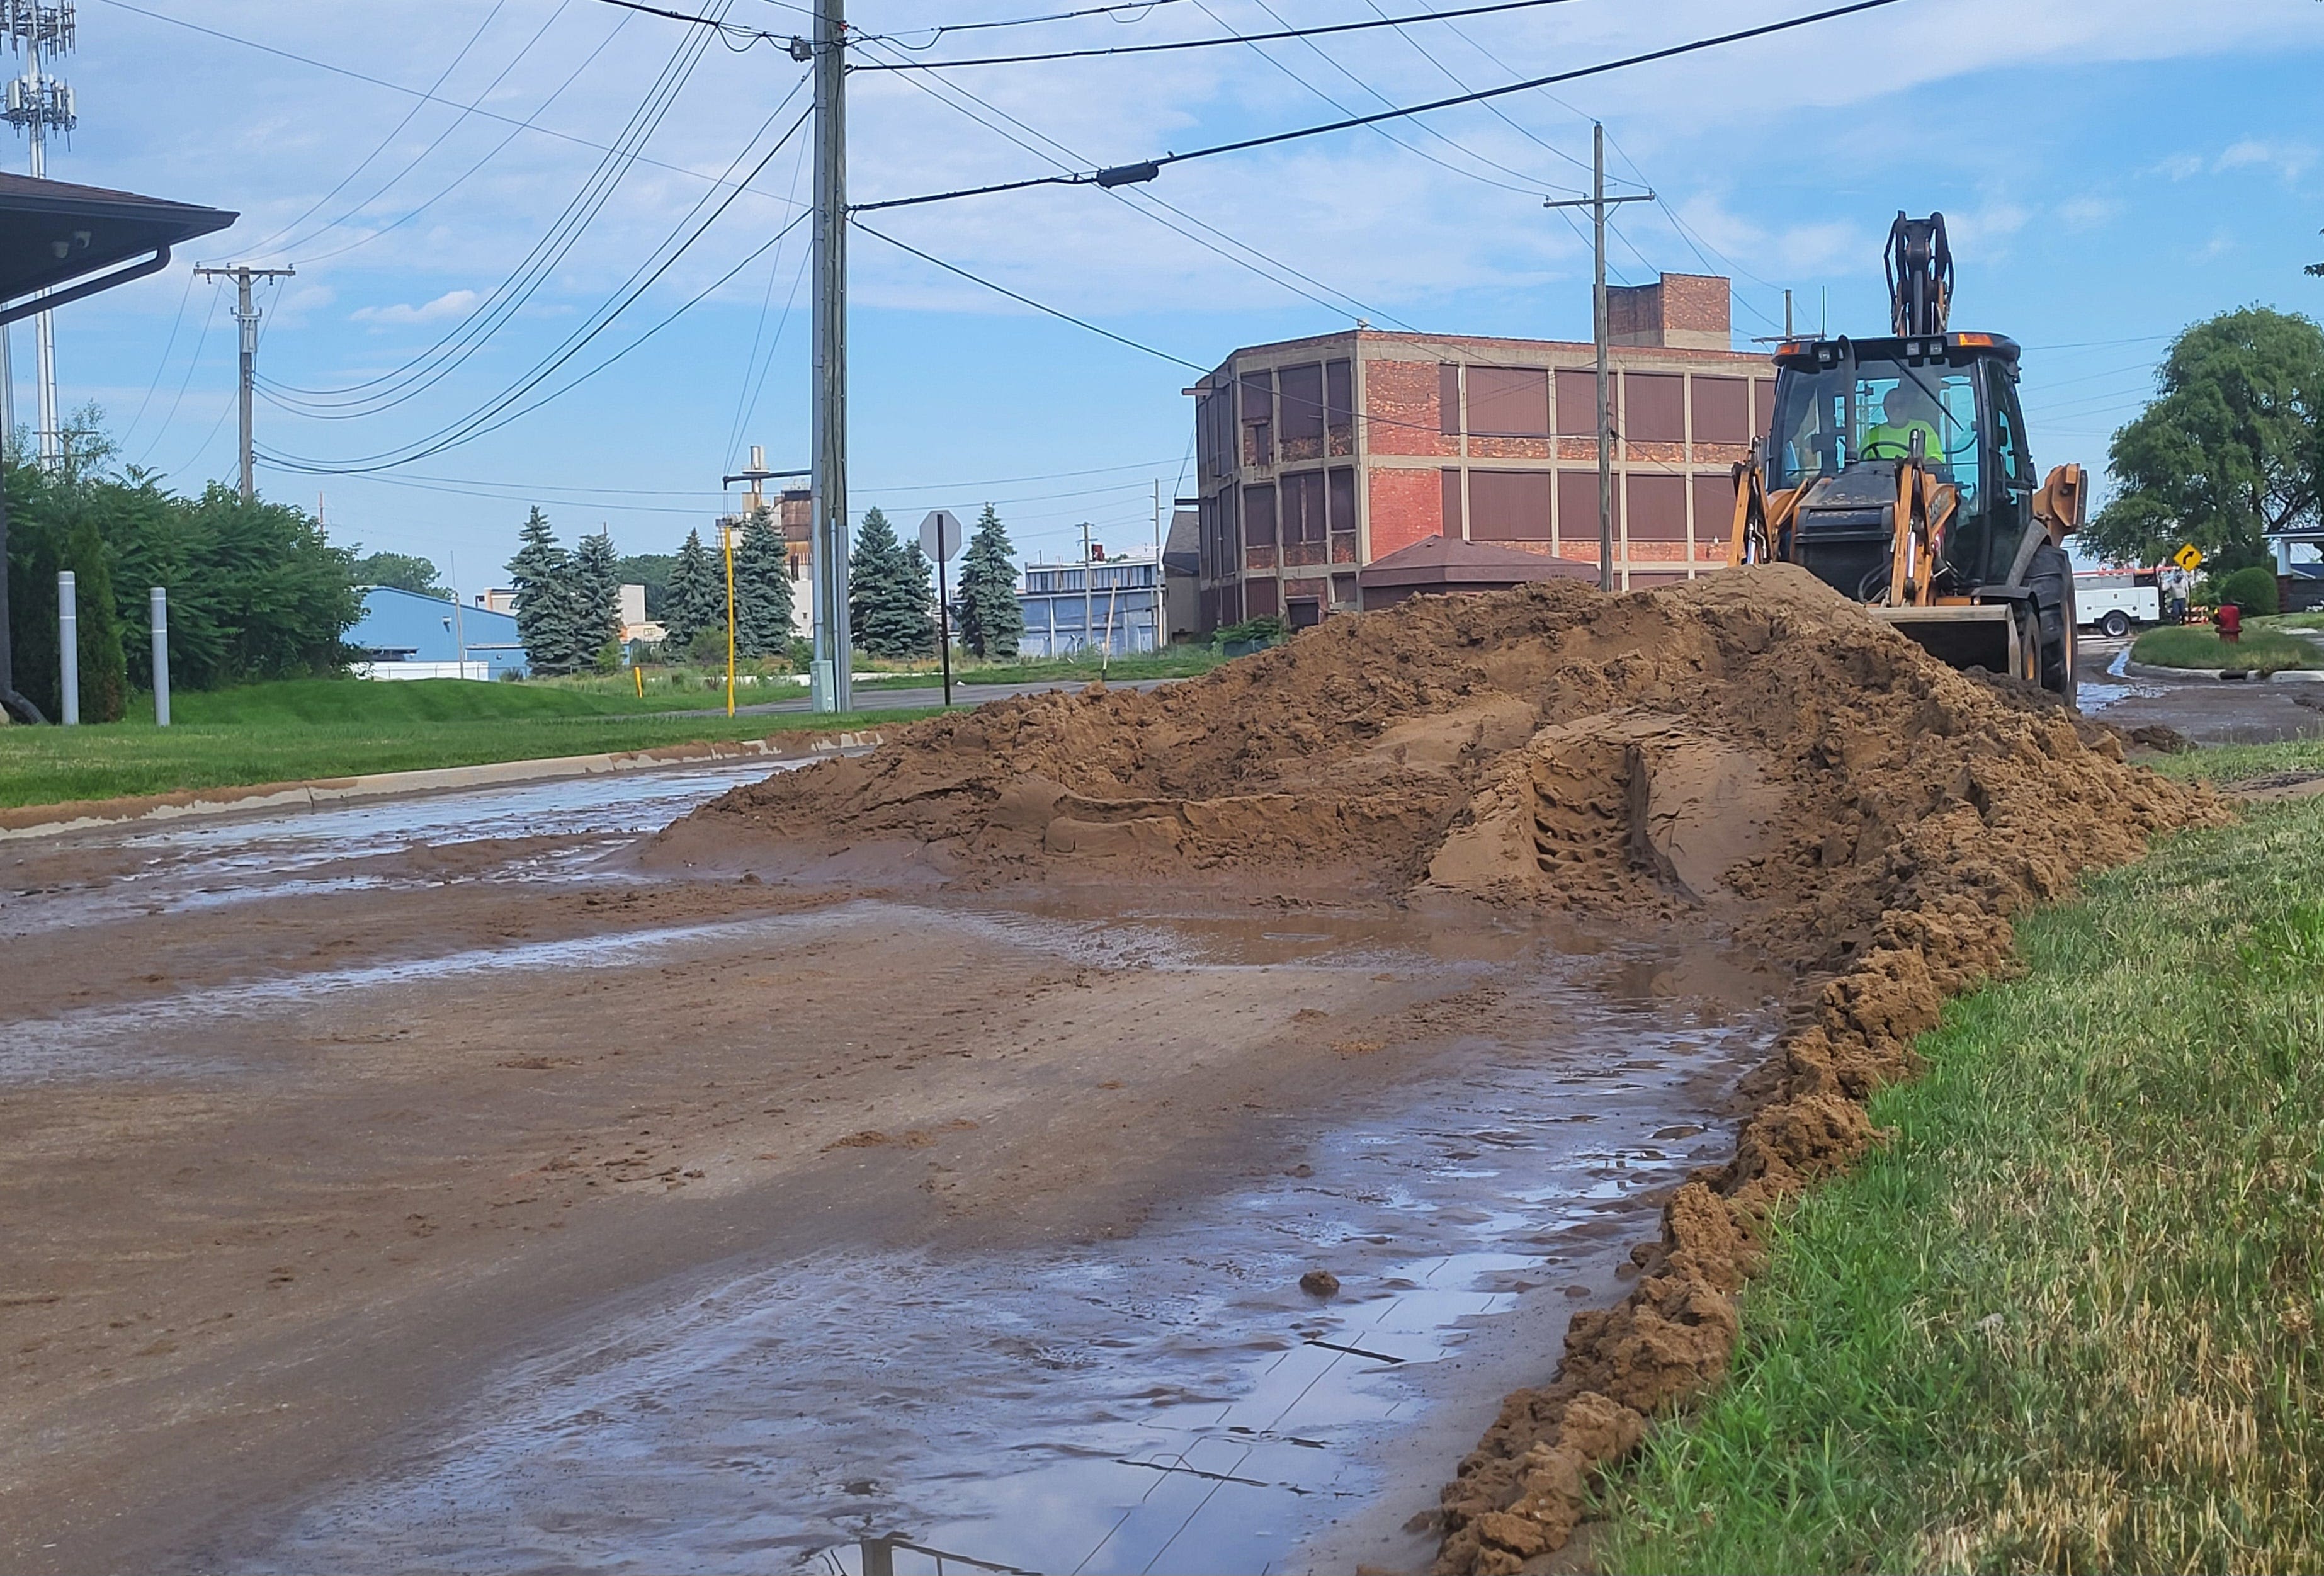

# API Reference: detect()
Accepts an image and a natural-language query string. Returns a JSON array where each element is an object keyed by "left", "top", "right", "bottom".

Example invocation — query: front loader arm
[{"left": 1726, "top": 445, "right": 1804, "bottom": 569}]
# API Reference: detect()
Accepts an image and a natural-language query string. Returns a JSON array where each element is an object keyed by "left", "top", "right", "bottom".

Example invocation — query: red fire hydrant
[{"left": 2214, "top": 601, "right": 2243, "bottom": 645}]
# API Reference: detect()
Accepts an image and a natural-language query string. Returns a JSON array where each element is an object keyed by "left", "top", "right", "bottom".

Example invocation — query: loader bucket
[{"left": 1871, "top": 604, "right": 2023, "bottom": 680}]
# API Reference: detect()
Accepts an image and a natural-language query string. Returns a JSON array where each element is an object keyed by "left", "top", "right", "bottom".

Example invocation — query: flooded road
[{"left": 0, "top": 764, "right": 1780, "bottom": 1575}]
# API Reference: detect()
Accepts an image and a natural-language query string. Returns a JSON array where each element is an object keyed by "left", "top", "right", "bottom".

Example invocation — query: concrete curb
[
  {"left": 2122, "top": 659, "right": 2322, "bottom": 684},
  {"left": 0, "top": 728, "right": 884, "bottom": 842}
]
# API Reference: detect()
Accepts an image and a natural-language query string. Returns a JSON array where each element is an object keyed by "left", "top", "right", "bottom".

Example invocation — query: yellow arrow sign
[{"left": 2172, "top": 543, "right": 2204, "bottom": 572}]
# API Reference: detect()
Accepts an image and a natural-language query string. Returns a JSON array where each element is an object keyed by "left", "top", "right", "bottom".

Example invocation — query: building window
[
  {"left": 1555, "top": 368, "right": 1599, "bottom": 437},
  {"left": 1691, "top": 472, "right": 1737, "bottom": 547},
  {"left": 1287, "top": 595, "right": 1323, "bottom": 629},
  {"left": 1557, "top": 470, "right": 1601, "bottom": 543},
  {"left": 1331, "top": 571, "right": 1358, "bottom": 606},
  {"left": 1328, "top": 467, "right": 1357, "bottom": 564},
  {"left": 1246, "top": 577, "right": 1281, "bottom": 617},
  {"left": 1241, "top": 368, "right": 1273, "bottom": 467},
  {"left": 1279, "top": 363, "right": 1325, "bottom": 461},
  {"left": 1439, "top": 363, "right": 1461, "bottom": 434},
  {"left": 1242, "top": 482, "right": 1278, "bottom": 547},
  {"left": 1466, "top": 366, "right": 1551, "bottom": 438},
  {"left": 1626, "top": 372, "right": 1686, "bottom": 444},
  {"left": 1441, "top": 467, "right": 1464, "bottom": 538},
  {"left": 1626, "top": 473, "right": 1687, "bottom": 541},
  {"left": 1325, "top": 359, "right": 1354, "bottom": 456},
  {"left": 1691, "top": 375, "right": 1750, "bottom": 445},
  {"left": 1470, "top": 470, "right": 1553, "bottom": 540}
]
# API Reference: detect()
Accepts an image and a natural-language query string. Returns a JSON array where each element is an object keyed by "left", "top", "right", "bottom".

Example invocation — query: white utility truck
[{"left": 2075, "top": 570, "right": 2162, "bottom": 638}]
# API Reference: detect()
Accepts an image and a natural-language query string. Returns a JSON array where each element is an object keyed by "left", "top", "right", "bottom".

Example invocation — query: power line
[
  {"left": 853, "top": 220, "right": 1207, "bottom": 371},
  {"left": 88, "top": 0, "right": 808, "bottom": 215},
  {"left": 875, "top": 0, "right": 1191, "bottom": 47},
  {"left": 1188, "top": 0, "right": 1580, "bottom": 201},
  {"left": 264, "top": 178, "right": 817, "bottom": 474},
  {"left": 261, "top": 20, "right": 776, "bottom": 417},
  {"left": 854, "top": 0, "right": 1915, "bottom": 212},
  {"left": 852, "top": 0, "right": 1584, "bottom": 71},
  {"left": 854, "top": 35, "right": 1419, "bottom": 329},
  {"left": 595, "top": 0, "right": 788, "bottom": 48}
]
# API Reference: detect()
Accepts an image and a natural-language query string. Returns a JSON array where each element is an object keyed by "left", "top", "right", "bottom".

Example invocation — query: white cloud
[
  {"left": 2216, "top": 138, "right": 2315, "bottom": 178},
  {"left": 351, "top": 288, "right": 482, "bottom": 326}
]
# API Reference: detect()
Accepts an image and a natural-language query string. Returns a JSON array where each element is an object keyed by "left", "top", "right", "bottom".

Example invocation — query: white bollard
[
  {"left": 150, "top": 587, "right": 171, "bottom": 728},
  {"left": 57, "top": 570, "right": 79, "bottom": 726}
]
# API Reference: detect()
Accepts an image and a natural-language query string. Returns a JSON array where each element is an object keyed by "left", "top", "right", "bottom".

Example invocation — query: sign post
[{"left": 920, "top": 509, "right": 963, "bottom": 708}]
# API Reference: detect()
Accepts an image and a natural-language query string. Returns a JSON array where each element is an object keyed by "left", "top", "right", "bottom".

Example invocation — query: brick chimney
[{"left": 1606, "top": 272, "right": 1731, "bottom": 352}]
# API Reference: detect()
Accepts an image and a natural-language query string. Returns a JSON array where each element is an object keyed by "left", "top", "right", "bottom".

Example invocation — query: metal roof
[{"left": 0, "top": 172, "right": 236, "bottom": 326}]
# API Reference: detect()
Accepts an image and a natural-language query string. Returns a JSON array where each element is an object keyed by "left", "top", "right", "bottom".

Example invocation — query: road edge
[{"left": 0, "top": 728, "right": 885, "bottom": 841}]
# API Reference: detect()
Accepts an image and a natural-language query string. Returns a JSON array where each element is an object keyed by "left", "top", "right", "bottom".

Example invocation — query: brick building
[{"left": 1186, "top": 273, "right": 1775, "bottom": 630}]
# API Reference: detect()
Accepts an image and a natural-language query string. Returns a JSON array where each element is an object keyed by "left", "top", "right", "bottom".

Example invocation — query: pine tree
[
  {"left": 732, "top": 507, "right": 794, "bottom": 658},
  {"left": 662, "top": 528, "right": 721, "bottom": 655},
  {"left": 572, "top": 528, "right": 625, "bottom": 669},
  {"left": 507, "top": 506, "right": 587, "bottom": 676},
  {"left": 847, "top": 504, "right": 900, "bottom": 651},
  {"left": 952, "top": 502, "right": 1024, "bottom": 659},
  {"left": 849, "top": 507, "right": 933, "bottom": 658}
]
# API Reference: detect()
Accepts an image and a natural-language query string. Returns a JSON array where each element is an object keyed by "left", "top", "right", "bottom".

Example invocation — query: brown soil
[{"left": 668, "top": 565, "right": 2223, "bottom": 1573}]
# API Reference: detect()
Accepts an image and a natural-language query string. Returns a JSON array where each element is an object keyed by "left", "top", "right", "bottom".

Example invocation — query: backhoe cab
[{"left": 1728, "top": 213, "right": 2087, "bottom": 705}]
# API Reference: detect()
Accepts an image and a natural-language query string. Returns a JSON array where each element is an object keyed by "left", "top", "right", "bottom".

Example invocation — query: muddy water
[
  {"left": 0, "top": 757, "right": 806, "bottom": 938},
  {"left": 239, "top": 933, "right": 1769, "bottom": 1576}
]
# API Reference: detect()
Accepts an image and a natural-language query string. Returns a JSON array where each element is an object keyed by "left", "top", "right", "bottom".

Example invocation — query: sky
[{"left": 7, "top": 0, "right": 2321, "bottom": 590}]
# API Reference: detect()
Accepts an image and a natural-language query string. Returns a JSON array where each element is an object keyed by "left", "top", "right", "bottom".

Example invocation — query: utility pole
[
  {"left": 1080, "top": 521, "right": 1094, "bottom": 659},
  {"left": 1153, "top": 479, "right": 1164, "bottom": 654},
  {"left": 1543, "top": 124, "right": 1650, "bottom": 594},
  {"left": 194, "top": 263, "right": 293, "bottom": 503},
  {"left": 4, "top": 0, "right": 77, "bottom": 472},
  {"left": 802, "top": 0, "right": 850, "bottom": 713}
]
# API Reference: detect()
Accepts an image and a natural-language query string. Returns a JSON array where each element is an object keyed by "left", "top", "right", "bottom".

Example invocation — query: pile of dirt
[{"left": 667, "top": 565, "right": 2223, "bottom": 1572}]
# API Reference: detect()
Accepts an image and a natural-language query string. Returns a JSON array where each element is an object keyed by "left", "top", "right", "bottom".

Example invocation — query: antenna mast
[{"left": 3, "top": 0, "right": 76, "bottom": 472}]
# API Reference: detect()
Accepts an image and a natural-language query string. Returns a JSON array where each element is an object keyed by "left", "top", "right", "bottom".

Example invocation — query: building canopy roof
[
  {"left": 1356, "top": 532, "right": 1599, "bottom": 591},
  {"left": 0, "top": 173, "right": 236, "bottom": 326}
]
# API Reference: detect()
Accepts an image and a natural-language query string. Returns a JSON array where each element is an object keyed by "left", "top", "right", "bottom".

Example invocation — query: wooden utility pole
[
  {"left": 194, "top": 263, "right": 295, "bottom": 502},
  {"left": 1543, "top": 126, "right": 1650, "bottom": 592}
]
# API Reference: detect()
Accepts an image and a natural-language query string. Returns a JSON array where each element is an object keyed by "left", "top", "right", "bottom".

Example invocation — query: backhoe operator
[{"left": 1862, "top": 380, "right": 1948, "bottom": 465}]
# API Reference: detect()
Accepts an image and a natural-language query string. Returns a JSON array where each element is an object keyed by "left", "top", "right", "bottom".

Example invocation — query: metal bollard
[
  {"left": 57, "top": 570, "right": 79, "bottom": 726},
  {"left": 150, "top": 587, "right": 171, "bottom": 728}
]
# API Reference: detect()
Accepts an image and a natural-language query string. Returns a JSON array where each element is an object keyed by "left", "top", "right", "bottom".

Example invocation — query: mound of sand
[{"left": 667, "top": 565, "right": 2221, "bottom": 1572}]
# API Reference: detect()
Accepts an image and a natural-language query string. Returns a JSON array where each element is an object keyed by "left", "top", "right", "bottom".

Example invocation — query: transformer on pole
[{"left": 193, "top": 263, "right": 295, "bottom": 503}]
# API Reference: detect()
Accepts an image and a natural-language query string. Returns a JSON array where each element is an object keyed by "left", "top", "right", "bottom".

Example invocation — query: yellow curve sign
[{"left": 2172, "top": 544, "right": 2204, "bottom": 572}]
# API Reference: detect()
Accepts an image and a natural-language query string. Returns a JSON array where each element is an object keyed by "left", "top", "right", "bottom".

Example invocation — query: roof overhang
[{"left": 0, "top": 173, "right": 236, "bottom": 327}]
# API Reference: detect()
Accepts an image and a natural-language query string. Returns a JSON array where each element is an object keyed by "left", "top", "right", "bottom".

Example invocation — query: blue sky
[{"left": 10, "top": 0, "right": 2321, "bottom": 589}]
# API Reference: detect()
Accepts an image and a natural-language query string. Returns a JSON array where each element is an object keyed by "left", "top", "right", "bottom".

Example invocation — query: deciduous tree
[{"left": 2085, "top": 307, "right": 2323, "bottom": 572}]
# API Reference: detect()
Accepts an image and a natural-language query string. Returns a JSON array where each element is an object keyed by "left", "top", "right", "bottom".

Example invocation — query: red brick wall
[
  {"left": 1364, "top": 361, "right": 1453, "bottom": 456},
  {"left": 1368, "top": 465, "right": 1442, "bottom": 559},
  {"left": 1659, "top": 274, "right": 1730, "bottom": 339}
]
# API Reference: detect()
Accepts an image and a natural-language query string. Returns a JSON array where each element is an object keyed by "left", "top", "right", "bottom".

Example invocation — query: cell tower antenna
[{"left": 4, "top": 0, "right": 78, "bottom": 472}]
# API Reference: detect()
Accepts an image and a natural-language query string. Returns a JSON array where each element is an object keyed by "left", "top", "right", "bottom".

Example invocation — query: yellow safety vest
[{"left": 1861, "top": 419, "right": 1946, "bottom": 463}]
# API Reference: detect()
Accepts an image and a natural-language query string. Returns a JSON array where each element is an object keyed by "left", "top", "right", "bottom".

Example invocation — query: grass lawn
[
  {"left": 170, "top": 676, "right": 709, "bottom": 723},
  {"left": 1595, "top": 749, "right": 2324, "bottom": 1575},
  {"left": 2131, "top": 623, "right": 2323, "bottom": 675},
  {"left": 0, "top": 688, "right": 936, "bottom": 809}
]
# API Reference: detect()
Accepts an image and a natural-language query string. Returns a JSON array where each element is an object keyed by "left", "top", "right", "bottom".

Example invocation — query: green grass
[
  {"left": 952, "top": 646, "right": 1234, "bottom": 686},
  {"left": 2131, "top": 623, "right": 2324, "bottom": 674},
  {"left": 169, "top": 676, "right": 691, "bottom": 723},
  {"left": 1596, "top": 756, "right": 2324, "bottom": 1576},
  {"left": 0, "top": 702, "right": 937, "bottom": 809},
  {"left": 2146, "top": 738, "right": 2324, "bottom": 787}
]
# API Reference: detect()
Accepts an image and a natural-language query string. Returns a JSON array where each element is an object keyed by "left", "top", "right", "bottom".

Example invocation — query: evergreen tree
[
  {"left": 732, "top": 507, "right": 794, "bottom": 658},
  {"left": 662, "top": 528, "right": 722, "bottom": 655},
  {"left": 952, "top": 502, "right": 1024, "bottom": 659},
  {"left": 849, "top": 506, "right": 933, "bottom": 658},
  {"left": 572, "top": 528, "right": 625, "bottom": 668},
  {"left": 506, "top": 506, "right": 587, "bottom": 675},
  {"left": 847, "top": 504, "right": 900, "bottom": 650}
]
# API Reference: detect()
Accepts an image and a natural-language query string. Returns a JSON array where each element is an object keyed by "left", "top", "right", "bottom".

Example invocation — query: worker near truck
[{"left": 2160, "top": 563, "right": 2191, "bottom": 623}]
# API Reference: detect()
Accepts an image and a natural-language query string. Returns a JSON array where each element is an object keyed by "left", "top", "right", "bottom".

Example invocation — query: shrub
[{"left": 2216, "top": 565, "right": 2280, "bottom": 615}]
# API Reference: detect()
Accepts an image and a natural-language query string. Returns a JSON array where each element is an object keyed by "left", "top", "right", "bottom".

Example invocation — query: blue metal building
[
  {"left": 1016, "top": 552, "right": 1163, "bottom": 657},
  {"left": 346, "top": 585, "right": 530, "bottom": 679}
]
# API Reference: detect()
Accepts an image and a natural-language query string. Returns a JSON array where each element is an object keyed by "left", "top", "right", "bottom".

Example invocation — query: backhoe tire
[{"left": 2027, "top": 543, "right": 2078, "bottom": 708}]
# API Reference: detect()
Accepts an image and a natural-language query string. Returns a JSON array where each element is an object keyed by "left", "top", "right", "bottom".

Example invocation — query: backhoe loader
[{"left": 1728, "top": 213, "right": 2087, "bottom": 705}]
